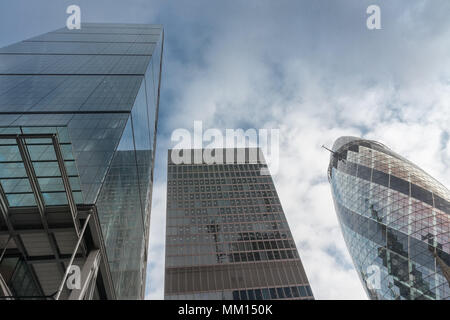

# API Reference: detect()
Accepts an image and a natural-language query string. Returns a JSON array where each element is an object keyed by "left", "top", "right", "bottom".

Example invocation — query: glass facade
[
  {"left": 328, "top": 136, "right": 450, "bottom": 300},
  {"left": 0, "top": 23, "right": 164, "bottom": 299},
  {"left": 165, "top": 148, "right": 313, "bottom": 300},
  {"left": 0, "top": 126, "right": 82, "bottom": 207}
]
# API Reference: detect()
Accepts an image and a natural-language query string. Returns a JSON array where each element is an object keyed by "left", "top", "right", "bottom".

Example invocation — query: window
[
  {"left": 372, "top": 169, "right": 389, "bottom": 187},
  {"left": 269, "top": 288, "right": 277, "bottom": 299},
  {"left": 410, "top": 184, "right": 433, "bottom": 206},
  {"left": 390, "top": 175, "right": 409, "bottom": 195},
  {"left": 341, "top": 161, "right": 357, "bottom": 176},
  {"left": 276, "top": 287, "right": 285, "bottom": 299},
  {"left": 348, "top": 144, "right": 359, "bottom": 153},
  {"left": 357, "top": 165, "right": 371, "bottom": 181},
  {"left": 434, "top": 195, "right": 450, "bottom": 214}
]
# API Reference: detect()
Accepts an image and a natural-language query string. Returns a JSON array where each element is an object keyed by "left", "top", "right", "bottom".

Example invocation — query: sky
[{"left": 1, "top": 0, "right": 449, "bottom": 300}]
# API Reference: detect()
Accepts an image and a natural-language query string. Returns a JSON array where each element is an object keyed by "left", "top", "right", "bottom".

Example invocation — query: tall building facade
[
  {"left": 328, "top": 136, "right": 450, "bottom": 300},
  {"left": 165, "top": 148, "right": 313, "bottom": 300},
  {"left": 0, "top": 23, "right": 163, "bottom": 299}
]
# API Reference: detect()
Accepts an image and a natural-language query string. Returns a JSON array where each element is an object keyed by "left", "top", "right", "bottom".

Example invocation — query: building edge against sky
[
  {"left": 328, "top": 136, "right": 450, "bottom": 300},
  {"left": 164, "top": 148, "right": 314, "bottom": 300},
  {"left": 0, "top": 23, "right": 164, "bottom": 299}
]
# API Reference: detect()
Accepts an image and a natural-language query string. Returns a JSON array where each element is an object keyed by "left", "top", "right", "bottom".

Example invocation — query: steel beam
[
  {"left": 0, "top": 273, "right": 13, "bottom": 299},
  {"left": 51, "top": 134, "right": 80, "bottom": 236},
  {"left": 0, "top": 184, "right": 45, "bottom": 297},
  {"left": 15, "top": 135, "right": 67, "bottom": 278},
  {"left": 27, "top": 254, "right": 84, "bottom": 264},
  {"left": 0, "top": 226, "right": 74, "bottom": 236},
  {"left": 0, "top": 235, "right": 11, "bottom": 264},
  {"left": 55, "top": 214, "right": 91, "bottom": 300},
  {"left": 68, "top": 249, "right": 100, "bottom": 300},
  {"left": 0, "top": 132, "right": 114, "bottom": 300}
]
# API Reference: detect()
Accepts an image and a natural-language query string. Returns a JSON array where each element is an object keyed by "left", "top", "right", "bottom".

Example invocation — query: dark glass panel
[
  {"left": 298, "top": 286, "right": 307, "bottom": 297},
  {"left": 387, "top": 228, "right": 408, "bottom": 257},
  {"left": 389, "top": 175, "right": 410, "bottom": 195},
  {"left": 411, "top": 184, "right": 433, "bottom": 206},
  {"left": 359, "top": 142, "right": 371, "bottom": 148},
  {"left": 276, "top": 287, "right": 284, "bottom": 299},
  {"left": 269, "top": 288, "right": 277, "bottom": 299},
  {"left": 339, "top": 161, "right": 357, "bottom": 176},
  {"left": 434, "top": 195, "right": 450, "bottom": 214},
  {"left": 283, "top": 287, "right": 292, "bottom": 298},
  {"left": 254, "top": 289, "right": 263, "bottom": 300},
  {"left": 357, "top": 165, "right": 372, "bottom": 181},
  {"left": 348, "top": 144, "right": 359, "bottom": 153},
  {"left": 372, "top": 169, "right": 389, "bottom": 187}
]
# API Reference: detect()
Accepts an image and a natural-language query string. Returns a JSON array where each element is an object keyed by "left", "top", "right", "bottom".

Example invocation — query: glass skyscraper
[
  {"left": 0, "top": 23, "right": 163, "bottom": 299},
  {"left": 165, "top": 148, "right": 313, "bottom": 300},
  {"left": 328, "top": 136, "right": 450, "bottom": 300}
]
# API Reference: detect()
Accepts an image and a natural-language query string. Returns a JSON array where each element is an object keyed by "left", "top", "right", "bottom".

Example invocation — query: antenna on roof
[
  {"left": 322, "top": 145, "right": 346, "bottom": 163},
  {"left": 321, "top": 145, "right": 335, "bottom": 154}
]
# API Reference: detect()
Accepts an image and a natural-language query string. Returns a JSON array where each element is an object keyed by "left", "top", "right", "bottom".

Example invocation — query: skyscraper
[
  {"left": 328, "top": 136, "right": 450, "bottom": 300},
  {"left": 165, "top": 148, "right": 313, "bottom": 300},
  {"left": 0, "top": 23, "right": 163, "bottom": 299}
]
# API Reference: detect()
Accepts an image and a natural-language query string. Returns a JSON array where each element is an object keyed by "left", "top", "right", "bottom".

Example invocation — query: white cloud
[
  {"left": 146, "top": 0, "right": 450, "bottom": 300},
  {"left": 2, "top": 0, "right": 448, "bottom": 303}
]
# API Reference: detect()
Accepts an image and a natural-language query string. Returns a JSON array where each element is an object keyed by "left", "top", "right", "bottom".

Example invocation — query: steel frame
[{"left": 0, "top": 132, "right": 115, "bottom": 299}]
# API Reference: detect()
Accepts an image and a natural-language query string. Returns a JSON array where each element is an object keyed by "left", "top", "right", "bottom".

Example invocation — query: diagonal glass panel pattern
[{"left": 328, "top": 136, "right": 450, "bottom": 300}]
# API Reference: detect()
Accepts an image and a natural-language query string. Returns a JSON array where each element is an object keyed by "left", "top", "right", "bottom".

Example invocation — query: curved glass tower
[{"left": 328, "top": 136, "right": 450, "bottom": 300}]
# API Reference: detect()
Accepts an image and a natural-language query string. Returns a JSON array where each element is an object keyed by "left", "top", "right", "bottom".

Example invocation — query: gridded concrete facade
[
  {"left": 165, "top": 148, "right": 313, "bottom": 300},
  {"left": 328, "top": 136, "right": 450, "bottom": 300},
  {"left": 0, "top": 23, "right": 163, "bottom": 299}
]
